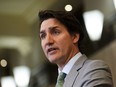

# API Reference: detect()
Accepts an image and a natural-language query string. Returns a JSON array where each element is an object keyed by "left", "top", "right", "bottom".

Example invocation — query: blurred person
[{"left": 38, "top": 10, "right": 113, "bottom": 87}]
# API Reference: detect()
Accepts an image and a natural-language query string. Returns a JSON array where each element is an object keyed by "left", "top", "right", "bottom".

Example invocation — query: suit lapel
[{"left": 64, "top": 54, "right": 87, "bottom": 87}]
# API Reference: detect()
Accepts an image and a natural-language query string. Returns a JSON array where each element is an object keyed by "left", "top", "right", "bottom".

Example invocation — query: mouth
[{"left": 47, "top": 47, "right": 58, "bottom": 54}]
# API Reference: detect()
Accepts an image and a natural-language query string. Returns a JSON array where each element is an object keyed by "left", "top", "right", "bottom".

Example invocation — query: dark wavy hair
[{"left": 38, "top": 10, "right": 84, "bottom": 51}]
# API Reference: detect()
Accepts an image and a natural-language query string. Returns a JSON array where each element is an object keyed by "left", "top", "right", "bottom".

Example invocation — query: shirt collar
[{"left": 58, "top": 52, "right": 82, "bottom": 74}]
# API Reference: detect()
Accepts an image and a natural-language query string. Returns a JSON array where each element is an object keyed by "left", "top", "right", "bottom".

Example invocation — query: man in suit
[{"left": 38, "top": 10, "right": 113, "bottom": 87}]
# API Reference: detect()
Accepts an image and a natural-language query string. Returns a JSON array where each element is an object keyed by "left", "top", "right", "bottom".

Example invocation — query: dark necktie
[{"left": 56, "top": 72, "right": 67, "bottom": 87}]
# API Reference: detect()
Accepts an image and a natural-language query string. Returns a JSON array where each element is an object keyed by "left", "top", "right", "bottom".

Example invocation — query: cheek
[
  {"left": 59, "top": 37, "right": 74, "bottom": 53},
  {"left": 57, "top": 38, "right": 71, "bottom": 51},
  {"left": 59, "top": 35, "right": 72, "bottom": 45},
  {"left": 41, "top": 42, "right": 46, "bottom": 53}
]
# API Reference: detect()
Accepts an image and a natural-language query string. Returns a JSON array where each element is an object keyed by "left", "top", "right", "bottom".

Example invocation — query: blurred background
[{"left": 0, "top": 0, "right": 116, "bottom": 87}]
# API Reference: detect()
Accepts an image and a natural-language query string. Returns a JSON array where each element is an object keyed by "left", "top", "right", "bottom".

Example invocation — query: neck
[{"left": 57, "top": 48, "right": 80, "bottom": 71}]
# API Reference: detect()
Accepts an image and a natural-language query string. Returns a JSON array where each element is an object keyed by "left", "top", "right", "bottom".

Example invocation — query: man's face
[{"left": 40, "top": 18, "right": 79, "bottom": 65}]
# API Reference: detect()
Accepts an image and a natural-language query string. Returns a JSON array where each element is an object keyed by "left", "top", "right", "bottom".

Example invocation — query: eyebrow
[{"left": 40, "top": 26, "right": 59, "bottom": 34}]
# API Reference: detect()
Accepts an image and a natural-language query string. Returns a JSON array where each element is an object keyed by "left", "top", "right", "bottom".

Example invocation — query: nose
[{"left": 45, "top": 33, "right": 54, "bottom": 46}]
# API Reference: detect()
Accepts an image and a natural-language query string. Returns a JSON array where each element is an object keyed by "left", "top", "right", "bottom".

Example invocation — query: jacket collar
[{"left": 64, "top": 54, "right": 87, "bottom": 87}]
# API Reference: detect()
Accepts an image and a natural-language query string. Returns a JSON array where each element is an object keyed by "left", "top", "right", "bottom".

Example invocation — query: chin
[{"left": 48, "top": 57, "right": 59, "bottom": 64}]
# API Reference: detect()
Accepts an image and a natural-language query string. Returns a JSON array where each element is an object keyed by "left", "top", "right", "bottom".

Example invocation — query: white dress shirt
[{"left": 58, "top": 52, "right": 82, "bottom": 75}]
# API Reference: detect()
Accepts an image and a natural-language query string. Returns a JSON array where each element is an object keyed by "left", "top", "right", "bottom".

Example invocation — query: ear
[{"left": 72, "top": 34, "right": 80, "bottom": 44}]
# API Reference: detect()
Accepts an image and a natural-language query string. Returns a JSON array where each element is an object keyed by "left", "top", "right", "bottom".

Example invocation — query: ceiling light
[
  {"left": 65, "top": 4, "right": 72, "bottom": 11},
  {"left": 1, "top": 76, "right": 16, "bottom": 87},
  {"left": 83, "top": 10, "right": 104, "bottom": 41},
  {"left": 0, "top": 59, "right": 7, "bottom": 67},
  {"left": 13, "top": 66, "right": 31, "bottom": 87},
  {"left": 113, "top": 0, "right": 116, "bottom": 9}
]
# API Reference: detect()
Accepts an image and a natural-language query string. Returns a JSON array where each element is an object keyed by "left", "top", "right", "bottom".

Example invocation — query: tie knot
[
  {"left": 58, "top": 72, "right": 67, "bottom": 81},
  {"left": 56, "top": 72, "right": 67, "bottom": 87}
]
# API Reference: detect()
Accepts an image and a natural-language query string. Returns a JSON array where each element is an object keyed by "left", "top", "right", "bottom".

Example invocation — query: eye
[
  {"left": 40, "top": 32, "right": 46, "bottom": 40},
  {"left": 52, "top": 28, "right": 61, "bottom": 35}
]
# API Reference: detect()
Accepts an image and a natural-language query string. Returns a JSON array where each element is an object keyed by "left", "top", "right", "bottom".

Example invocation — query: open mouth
[{"left": 47, "top": 48, "right": 58, "bottom": 54}]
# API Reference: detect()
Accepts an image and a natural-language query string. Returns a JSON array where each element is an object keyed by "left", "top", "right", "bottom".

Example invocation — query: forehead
[
  {"left": 40, "top": 18, "right": 60, "bottom": 28},
  {"left": 40, "top": 18, "right": 66, "bottom": 32}
]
